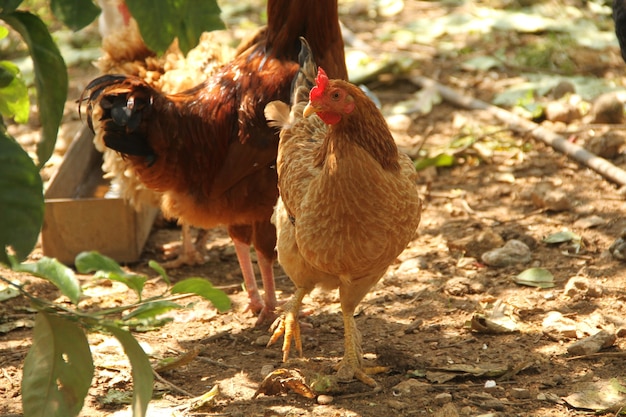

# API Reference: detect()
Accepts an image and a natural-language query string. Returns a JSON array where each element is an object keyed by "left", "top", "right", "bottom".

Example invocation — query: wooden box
[{"left": 41, "top": 127, "right": 158, "bottom": 265}]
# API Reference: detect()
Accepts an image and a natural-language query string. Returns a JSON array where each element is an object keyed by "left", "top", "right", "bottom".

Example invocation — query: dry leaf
[
  {"left": 254, "top": 368, "right": 316, "bottom": 399},
  {"left": 188, "top": 385, "right": 220, "bottom": 411},
  {"left": 471, "top": 299, "right": 518, "bottom": 333},
  {"left": 153, "top": 346, "right": 201, "bottom": 372}
]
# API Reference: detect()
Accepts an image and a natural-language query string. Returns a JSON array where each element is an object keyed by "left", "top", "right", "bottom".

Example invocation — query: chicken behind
[{"left": 265, "top": 38, "right": 422, "bottom": 387}]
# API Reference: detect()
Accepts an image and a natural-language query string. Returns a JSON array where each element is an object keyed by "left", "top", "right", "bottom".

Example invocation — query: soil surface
[{"left": 3, "top": 1, "right": 626, "bottom": 416}]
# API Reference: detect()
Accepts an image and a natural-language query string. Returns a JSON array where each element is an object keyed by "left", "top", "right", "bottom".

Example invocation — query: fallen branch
[{"left": 411, "top": 76, "right": 626, "bottom": 187}]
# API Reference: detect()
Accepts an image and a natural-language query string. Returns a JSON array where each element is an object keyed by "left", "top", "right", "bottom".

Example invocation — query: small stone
[
  {"left": 584, "top": 132, "right": 625, "bottom": 159},
  {"left": 433, "top": 402, "right": 460, "bottom": 417},
  {"left": 444, "top": 277, "right": 476, "bottom": 296},
  {"left": 609, "top": 230, "right": 626, "bottom": 261},
  {"left": 510, "top": 387, "right": 531, "bottom": 399},
  {"left": 392, "top": 378, "right": 429, "bottom": 395},
  {"left": 567, "top": 330, "right": 616, "bottom": 356},
  {"left": 550, "top": 80, "right": 576, "bottom": 99},
  {"left": 434, "top": 392, "right": 453, "bottom": 405},
  {"left": 542, "top": 311, "right": 578, "bottom": 339},
  {"left": 563, "top": 276, "right": 603, "bottom": 299},
  {"left": 481, "top": 239, "right": 531, "bottom": 267},
  {"left": 317, "top": 394, "right": 333, "bottom": 405},
  {"left": 590, "top": 92, "right": 624, "bottom": 124},
  {"left": 386, "top": 114, "right": 412, "bottom": 132},
  {"left": 544, "top": 100, "right": 581, "bottom": 123},
  {"left": 254, "top": 335, "right": 271, "bottom": 346},
  {"left": 574, "top": 215, "right": 606, "bottom": 229},
  {"left": 530, "top": 182, "right": 572, "bottom": 212},
  {"left": 396, "top": 257, "right": 422, "bottom": 275},
  {"left": 260, "top": 364, "right": 274, "bottom": 377},
  {"left": 453, "top": 230, "right": 504, "bottom": 259},
  {"left": 387, "top": 399, "right": 408, "bottom": 410}
]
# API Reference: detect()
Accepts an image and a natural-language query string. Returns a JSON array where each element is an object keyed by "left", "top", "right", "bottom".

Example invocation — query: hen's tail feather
[
  {"left": 80, "top": 74, "right": 157, "bottom": 160},
  {"left": 264, "top": 37, "right": 318, "bottom": 129},
  {"left": 292, "top": 37, "right": 317, "bottom": 107}
]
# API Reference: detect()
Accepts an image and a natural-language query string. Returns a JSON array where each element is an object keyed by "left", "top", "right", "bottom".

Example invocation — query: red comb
[{"left": 309, "top": 67, "right": 328, "bottom": 102}]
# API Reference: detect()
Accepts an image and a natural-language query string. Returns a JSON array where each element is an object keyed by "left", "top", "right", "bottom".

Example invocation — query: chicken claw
[
  {"left": 335, "top": 306, "right": 379, "bottom": 388},
  {"left": 267, "top": 288, "right": 308, "bottom": 361}
]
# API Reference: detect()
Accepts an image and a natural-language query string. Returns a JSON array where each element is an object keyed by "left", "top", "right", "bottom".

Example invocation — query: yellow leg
[
  {"left": 335, "top": 310, "right": 377, "bottom": 387},
  {"left": 267, "top": 287, "right": 308, "bottom": 362}
]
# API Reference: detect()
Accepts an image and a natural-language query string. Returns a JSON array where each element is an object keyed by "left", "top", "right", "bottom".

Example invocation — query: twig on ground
[
  {"left": 410, "top": 76, "right": 626, "bottom": 187},
  {"left": 565, "top": 351, "right": 626, "bottom": 361},
  {"left": 197, "top": 355, "right": 242, "bottom": 370},
  {"left": 152, "top": 369, "right": 196, "bottom": 397}
]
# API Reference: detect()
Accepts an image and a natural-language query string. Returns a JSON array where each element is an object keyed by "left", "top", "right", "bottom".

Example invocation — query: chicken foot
[
  {"left": 335, "top": 309, "right": 378, "bottom": 388},
  {"left": 267, "top": 287, "right": 308, "bottom": 361},
  {"left": 161, "top": 224, "right": 210, "bottom": 268},
  {"left": 233, "top": 239, "right": 277, "bottom": 324}
]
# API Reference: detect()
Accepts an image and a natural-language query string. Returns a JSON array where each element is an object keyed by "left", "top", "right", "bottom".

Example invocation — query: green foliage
[
  {"left": 2, "top": 10, "right": 68, "bottom": 168},
  {"left": 76, "top": 251, "right": 147, "bottom": 300},
  {"left": 0, "top": 2, "right": 228, "bottom": 416},
  {"left": 0, "top": 60, "right": 29, "bottom": 123},
  {"left": 12, "top": 256, "right": 80, "bottom": 304},
  {"left": 414, "top": 153, "right": 456, "bottom": 171},
  {"left": 49, "top": 0, "right": 100, "bottom": 31},
  {"left": 514, "top": 267, "right": 555, "bottom": 289},
  {"left": 0, "top": 134, "right": 44, "bottom": 265},
  {"left": 7, "top": 251, "right": 231, "bottom": 417},
  {"left": 102, "top": 325, "right": 153, "bottom": 417},
  {"left": 125, "top": 0, "right": 224, "bottom": 54},
  {"left": 22, "top": 312, "right": 94, "bottom": 417},
  {"left": 0, "top": 0, "right": 224, "bottom": 265},
  {"left": 172, "top": 277, "right": 231, "bottom": 312}
]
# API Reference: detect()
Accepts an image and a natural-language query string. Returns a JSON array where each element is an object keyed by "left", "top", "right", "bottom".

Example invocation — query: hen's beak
[{"left": 303, "top": 101, "right": 318, "bottom": 118}]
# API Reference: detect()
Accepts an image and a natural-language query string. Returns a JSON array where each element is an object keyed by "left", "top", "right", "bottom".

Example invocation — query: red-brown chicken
[
  {"left": 265, "top": 39, "right": 421, "bottom": 386},
  {"left": 95, "top": 0, "right": 234, "bottom": 267},
  {"left": 80, "top": 0, "right": 347, "bottom": 323}
]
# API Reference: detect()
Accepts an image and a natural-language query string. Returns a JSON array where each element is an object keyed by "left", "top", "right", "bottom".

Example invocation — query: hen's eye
[{"left": 331, "top": 91, "right": 341, "bottom": 101}]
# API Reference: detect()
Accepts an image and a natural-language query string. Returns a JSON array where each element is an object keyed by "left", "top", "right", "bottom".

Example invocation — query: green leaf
[
  {"left": 22, "top": 312, "right": 94, "bottom": 417},
  {"left": 1, "top": 11, "right": 67, "bottom": 167},
  {"left": 414, "top": 153, "right": 456, "bottom": 171},
  {"left": 514, "top": 267, "right": 555, "bottom": 288},
  {"left": 148, "top": 260, "right": 170, "bottom": 286},
  {"left": 103, "top": 324, "right": 154, "bottom": 417},
  {"left": 544, "top": 230, "right": 581, "bottom": 244},
  {"left": 13, "top": 257, "right": 81, "bottom": 304},
  {"left": 50, "top": 0, "right": 100, "bottom": 31},
  {"left": 123, "top": 300, "right": 183, "bottom": 321},
  {"left": 171, "top": 278, "right": 231, "bottom": 312},
  {"left": 125, "top": 0, "right": 224, "bottom": 54},
  {"left": 75, "top": 251, "right": 125, "bottom": 274},
  {"left": 75, "top": 251, "right": 147, "bottom": 299},
  {"left": 0, "top": 133, "right": 44, "bottom": 265}
]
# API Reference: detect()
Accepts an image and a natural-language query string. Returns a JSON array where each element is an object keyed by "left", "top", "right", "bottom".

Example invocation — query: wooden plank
[{"left": 42, "top": 125, "right": 158, "bottom": 264}]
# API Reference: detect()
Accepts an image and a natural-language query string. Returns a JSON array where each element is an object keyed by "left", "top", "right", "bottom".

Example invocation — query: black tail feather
[{"left": 79, "top": 74, "right": 156, "bottom": 160}]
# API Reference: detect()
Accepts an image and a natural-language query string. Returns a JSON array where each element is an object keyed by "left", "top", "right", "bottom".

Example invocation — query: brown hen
[{"left": 265, "top": 39, "right": 421, "bottom": 386}]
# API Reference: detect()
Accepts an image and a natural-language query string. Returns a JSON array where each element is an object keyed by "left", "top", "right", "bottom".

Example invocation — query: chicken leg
[
  {"left": 267, "top": 287, "right": 308, "bottom": 360},
  {"left": 335, "top": 307, "right": 377, "bottom": 387},
  {"left": 162, "top": 223, "right": 209, "bottom": 268},
  {"left": 233, "top": 239, "right": 277, "bottom": 324},
  {"left": 332, "top": 274, "right": 383, "bottom": 387}
]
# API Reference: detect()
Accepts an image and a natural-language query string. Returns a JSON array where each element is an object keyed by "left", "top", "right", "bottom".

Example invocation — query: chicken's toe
[{"left": 335, "top": 360, "right": 382, "bottom": 388}]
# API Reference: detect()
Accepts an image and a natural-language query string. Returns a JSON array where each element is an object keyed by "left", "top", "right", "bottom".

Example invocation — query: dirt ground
[{"left": 3, "top": 1, "right": 626, "bottom": 416}]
